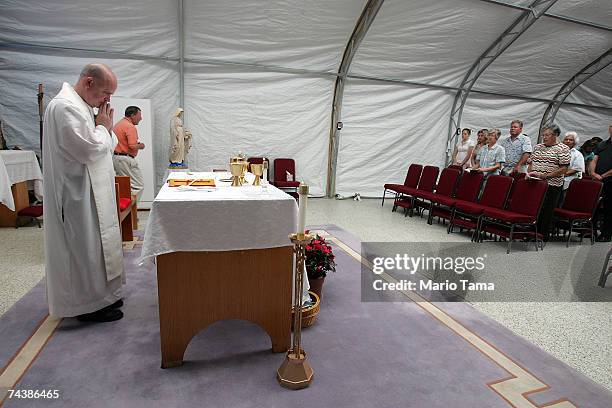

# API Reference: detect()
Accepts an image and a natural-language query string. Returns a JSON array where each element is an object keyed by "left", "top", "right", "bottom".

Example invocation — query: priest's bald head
[{"left": 74, "top": 63, "right": 118, "bottom": 108}]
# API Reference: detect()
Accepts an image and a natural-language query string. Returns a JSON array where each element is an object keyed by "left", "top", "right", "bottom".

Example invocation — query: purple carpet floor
[{"left": 1, "top": 226, "right": 610, "bottom": 407}]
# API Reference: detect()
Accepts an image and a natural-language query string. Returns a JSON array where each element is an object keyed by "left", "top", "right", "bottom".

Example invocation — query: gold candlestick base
[{"left": 277, "top": 349, "right": 313, "bottom": 389}]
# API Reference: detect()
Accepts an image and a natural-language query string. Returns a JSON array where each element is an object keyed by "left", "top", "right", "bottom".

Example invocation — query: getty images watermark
[
  {"left": 371, "top": 253, "right": 493, "bottom": 292},
  {"left": 360, "top": 242, "right": 609, "bottom": 302}
]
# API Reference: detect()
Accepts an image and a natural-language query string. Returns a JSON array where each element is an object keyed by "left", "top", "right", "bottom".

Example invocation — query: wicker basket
[{"left": 291, "top": 291, "right": 320, "bottom": 329}]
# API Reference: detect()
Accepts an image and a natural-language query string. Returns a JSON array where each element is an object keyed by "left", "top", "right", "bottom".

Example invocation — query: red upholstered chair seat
[
  {"left": 18, "top": 205, "right": 43, "bottom": 217},
  {"left": 451, "top": 217, "right": 478, "bottom": 230},
  {"left": 553, "top": 208, "right": 591, "bottom": 221},
  {"left": 454, "top": 201, "right": 487, "bottom": 215},
  {"left": 383, "top": 164, "right": 423, "bottom": 207},
  {"left": 274, "top": 180, "right": 301, "bottom": 188},
  {"left": 384, "top": 183, "right": 404, "bottom": 191},
  {"left": 430, "top": 206, "right": 452, "bottom": 219},
  {"left": 482, "top": 224, "right": 543, "bottom": 240},
  {"left": 414, "top": 190, "right": 436, "bottom": 200},
  {"left": 429, "top": 195, "right": 457, "bottom": 207},
  {"left": 482, "top": 207, "right": 535, "bottom": 224},
  {"left": 119, "top": 198, "right": 132, "bottom": 211},
  {"left": 394, "top": 198, "right": 415, "bottom": 209},
  {"left": 395, "top": 186, "right": 418, "bottom": 196}
]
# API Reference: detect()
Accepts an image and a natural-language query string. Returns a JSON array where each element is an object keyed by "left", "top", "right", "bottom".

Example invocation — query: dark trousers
[
  {"left": 601, "top": 180, "right": 612, "bottom": 238},
  {"left": 537, "top": 185, "right": 562, "bottom": 240}
]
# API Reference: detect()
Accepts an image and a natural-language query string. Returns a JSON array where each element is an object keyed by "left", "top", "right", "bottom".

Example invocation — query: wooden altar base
[
  {"left": 0, "top": 181, "right": 29, "bottom": 227},
  {"left": 156, "top": 246, "right": 293, "bottom": 368}
]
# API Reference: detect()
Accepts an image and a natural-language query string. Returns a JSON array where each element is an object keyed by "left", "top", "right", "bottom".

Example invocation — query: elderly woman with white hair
[{"left": 560, "top": 131, "right": 585, "bottom": 203}]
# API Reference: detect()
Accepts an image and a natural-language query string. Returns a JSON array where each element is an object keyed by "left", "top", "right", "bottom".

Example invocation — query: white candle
[{"left": 297, "top": 184, "right": 308, "bottom": 234}]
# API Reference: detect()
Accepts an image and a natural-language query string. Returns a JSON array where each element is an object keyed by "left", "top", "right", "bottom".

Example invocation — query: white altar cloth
[
  {"left": 140, "top": 172, "right": 298, "bottom": 263},
  {"left": 0, "top": 150, "right": 43, "bottom": 211}
]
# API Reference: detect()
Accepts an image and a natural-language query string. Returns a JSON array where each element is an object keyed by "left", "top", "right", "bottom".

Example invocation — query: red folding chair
[
  {"left": 426, "top": 169, "right": 484, "bottom": 227},
  {"left": 272, "top": 158, "right": 300, "bottom": 198},
  {"left": 554, "top": 178, "right": 603, "bottom": 246},
  {"left": 16, "top": 204, "right": 43, "bottom": 228},
  {"left": 415, "top": 167, "right": 461, "bottom": 225},
  {"left": 480, "top": 178, "right": 548, "bottom": 253},
  {"left": 394, "top": 166, "right": 439, "bottom": 216},
  {"left": 449, "top": 175, "right": 512, "bottom": 241},
  {"left": 382, "top": 164, "right": 422, "bottom": 207}
]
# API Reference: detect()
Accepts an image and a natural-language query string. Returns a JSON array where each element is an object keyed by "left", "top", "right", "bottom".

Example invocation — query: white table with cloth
[
  {"left": 0, "top": 150, "right": 42, "bottom": 226},
  {"left": 140, "top": 172, "right": 300, "bottom": 368}
]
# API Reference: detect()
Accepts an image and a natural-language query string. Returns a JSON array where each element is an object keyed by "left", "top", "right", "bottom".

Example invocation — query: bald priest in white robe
[{"left": 43, "top": 63, "right": 125, "bottom": 322}]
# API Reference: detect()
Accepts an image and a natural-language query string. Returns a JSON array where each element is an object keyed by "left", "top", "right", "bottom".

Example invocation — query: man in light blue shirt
[
  {"left": 500, "top": 120, "right": 532, "bottom": 175},
  {"left": 474, "top": 129, "right": 506, "bottom": 177}
]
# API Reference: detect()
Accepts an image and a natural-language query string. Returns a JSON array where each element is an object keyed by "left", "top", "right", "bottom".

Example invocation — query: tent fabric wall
[
  {"left": 183, "top": 0, "right": 366, "bottom": 73},
  {"left": 474, "top": 16, "right": 612, "bottom": 99},
  {"left": 349, "top": 0, "right": 522, "bottom": 87},
  {"left": 335, "top": 79, "right": 452, "bottom": 197},
  {"left": 566, "top": 67, "right": 612, "bottom": 107},
  {"left": 461, "top": 93, "right": 548, "bottom": 145},
  {"left": 555, "top": 105, "right": 611, "bottom": 141},
  {"left": 0, "top": 0, "right": 610, "bottom": 198},
  {"left": 184, "top": 63, "right": 332, "bottom": 196},
  {"left": 547, "top": 0, "right": 612, "bottom": 28},
  {"left": 0, "top": 0, "right": 178, "bottom": 57}
]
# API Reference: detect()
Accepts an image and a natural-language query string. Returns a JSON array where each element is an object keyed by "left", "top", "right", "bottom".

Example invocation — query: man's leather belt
[{"left": 114, "top": 152, "right": 135, "bottom": 159}]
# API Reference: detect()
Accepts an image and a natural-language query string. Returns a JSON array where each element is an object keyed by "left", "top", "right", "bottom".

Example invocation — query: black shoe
[
  {"left": 104, "top": 299, "right": 124, "bottom": 310},
  {"left": 77, "top": 308, "right": 124, "bottom": 323},
  {"left": 596, "top": 235, "right": 611, "bottom": 242}
]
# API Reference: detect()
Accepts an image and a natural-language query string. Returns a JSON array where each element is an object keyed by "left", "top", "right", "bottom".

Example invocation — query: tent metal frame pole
[
  {"left": 477, "top": 0, "right": 612, "bottom": 32},
  {"left": 326, "top": 0, "right": 385, "bottom": 198},
  {"left": 347, "top": 73, "right": 612, "bottom": 110},
  {"left": 0, "top": 40, "right": 178, "bottom": 62},
  {"left": 178, "top": 0, "right": 185, "bottom": 110},
  {"left": 446, "top": 0, "right": 557, "bottom": 165},
  {"left": 184, "top": 56, "right": 338, "bottom": 78},
  {"left": 538, "top": 49, "right": 612, "bottom": 142}
]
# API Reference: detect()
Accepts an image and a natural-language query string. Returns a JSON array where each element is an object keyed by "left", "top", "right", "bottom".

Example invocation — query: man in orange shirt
[{"left": 112, "top": 106, "right": 145, "bottom": 201}]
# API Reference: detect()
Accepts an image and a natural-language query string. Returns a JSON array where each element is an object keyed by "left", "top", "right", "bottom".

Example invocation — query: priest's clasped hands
[{"left": 95, "top": 102, "right": 114, "bottom": 132}]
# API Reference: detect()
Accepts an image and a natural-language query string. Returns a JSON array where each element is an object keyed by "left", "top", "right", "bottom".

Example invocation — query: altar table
[{"left": 141, "top": 172, "right": 298, "bottom": 368}]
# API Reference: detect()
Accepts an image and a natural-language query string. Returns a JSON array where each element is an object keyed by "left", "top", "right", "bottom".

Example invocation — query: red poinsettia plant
[{"left": 305, "top": 232, "right": 336, "bottom": 280}]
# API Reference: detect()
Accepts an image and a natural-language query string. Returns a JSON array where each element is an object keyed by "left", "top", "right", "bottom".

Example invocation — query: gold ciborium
[
  {"left": 251, "top": 163, "right": 263, "bottom": 186},
  {"left": 230, "top": 162, "right": 243, "bottom": 186}
]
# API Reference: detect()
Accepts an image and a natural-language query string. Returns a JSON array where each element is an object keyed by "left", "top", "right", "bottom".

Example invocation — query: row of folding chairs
[{"left": 382, "top": 164, "right": 602, "bottom": 253}]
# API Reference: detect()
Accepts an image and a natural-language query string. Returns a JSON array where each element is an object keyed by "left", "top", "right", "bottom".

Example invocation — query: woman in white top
[
  {"left": 470, "top": 129, "right": 488, "bottom": 168},
  {"left": 452, "top": 128, "right": 475, "bottom": 168}
]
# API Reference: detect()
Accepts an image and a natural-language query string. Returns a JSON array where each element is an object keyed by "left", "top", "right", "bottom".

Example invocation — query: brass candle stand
[{"left": 277, "top": 232, "right": 314, "bottom": 389}]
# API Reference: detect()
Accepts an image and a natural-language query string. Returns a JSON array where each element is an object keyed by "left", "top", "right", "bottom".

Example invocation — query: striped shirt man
[{"left": 530, "top": 142, "right": 571, "bottom": 187}]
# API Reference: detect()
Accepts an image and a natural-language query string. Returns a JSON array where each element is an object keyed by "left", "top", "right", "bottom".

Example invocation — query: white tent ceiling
[{"left": 1, "top": 0, "right": 610, "bottom": 197}]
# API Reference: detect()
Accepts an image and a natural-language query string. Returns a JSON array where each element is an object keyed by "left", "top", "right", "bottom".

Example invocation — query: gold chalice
[
  {"left": 251, "top": 163, "right": 263, "bottom": 186},
  {"left": 230, "top": 162, "right": 243, "bottom": 186}
]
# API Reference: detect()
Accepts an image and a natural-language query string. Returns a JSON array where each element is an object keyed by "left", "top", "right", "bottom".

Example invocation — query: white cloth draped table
[
  {"left": 0, "top": 150, "right": 43, "bottom": 211},
  {"left": 141, "top": 171, "right": 312, "bottom": 302},
  {"left": 141, "top": 171, "right": 298, "bottom": 262}
]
